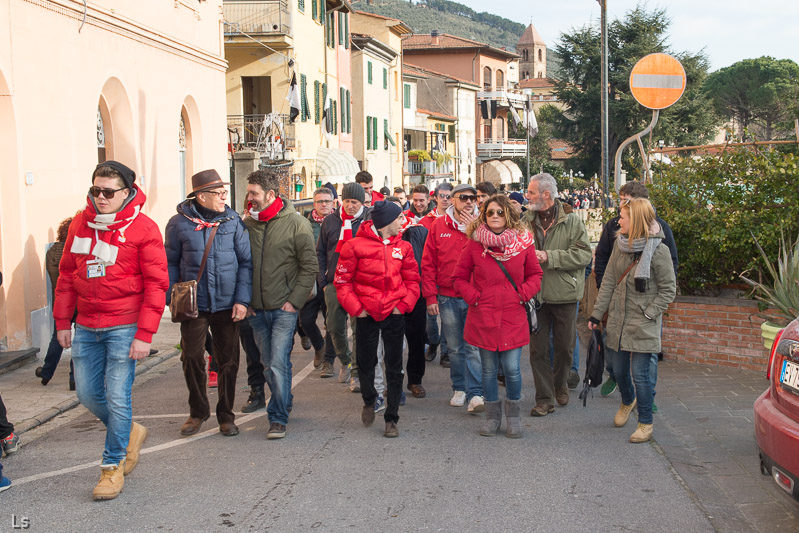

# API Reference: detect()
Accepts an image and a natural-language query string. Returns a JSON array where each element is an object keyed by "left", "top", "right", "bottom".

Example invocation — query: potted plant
[{"left": 740, "top": 229, "right": 799, "bottom": 350}]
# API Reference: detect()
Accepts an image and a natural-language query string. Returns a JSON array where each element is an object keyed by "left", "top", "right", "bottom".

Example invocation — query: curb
[{"left": 14, "top": 348, "right": 181, "bottom": 436}]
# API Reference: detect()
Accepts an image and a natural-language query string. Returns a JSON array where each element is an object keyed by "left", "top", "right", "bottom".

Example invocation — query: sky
[{"left": 453, "top": 0, "right": 799, "bottom": 71}]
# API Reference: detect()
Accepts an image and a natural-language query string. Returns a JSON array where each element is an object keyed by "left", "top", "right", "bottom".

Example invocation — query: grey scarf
[{"left": 615, "top": 225, "right": 662, "bottom": 290}]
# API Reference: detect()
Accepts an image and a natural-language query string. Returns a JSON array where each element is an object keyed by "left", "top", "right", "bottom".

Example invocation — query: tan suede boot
[
  {"left": 93, "top": 460, "right": 126, "bottom": 500},
  {"left": 630, "top": 423, "right": 653, "bottom": 443},
  {"left": 124, "top": 422, "right": 148, "bottom": 475},
  {"left": 614, "top": 399, "right": 637, "bottom": 427}
]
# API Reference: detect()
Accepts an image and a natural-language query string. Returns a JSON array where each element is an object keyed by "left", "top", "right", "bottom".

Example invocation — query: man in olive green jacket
[
  {"left": 522, "top": 173, "right": 592, "bottom": 416},
  {"left": 244, "top": 170, "right": 319, "bottom": 439}
]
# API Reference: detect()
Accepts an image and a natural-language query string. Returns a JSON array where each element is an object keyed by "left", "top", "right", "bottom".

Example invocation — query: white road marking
[{"left": 12, "top": 360, "right": 317, "bottom": 486}]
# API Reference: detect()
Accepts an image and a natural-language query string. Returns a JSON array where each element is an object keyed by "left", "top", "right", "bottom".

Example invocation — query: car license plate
[{"left": 780, "top": 360, "right": 799, "bottom": 393}]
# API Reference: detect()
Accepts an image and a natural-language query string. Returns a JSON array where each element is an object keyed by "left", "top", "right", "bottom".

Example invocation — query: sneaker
[
  {"left": 0, "top": 476, "right": 10, "bottom": 493},
  {"left": 467, "top": 395, "right": 485, "bottom": 414},
  {"left": 241, "top": 386, "right": 266, "bottom": 413},
  {"left": 614, "top": 399, "right": 637, "bottom": 427},
  {"left": 208, "top": 371, "right": 218, "bottom": 388},
  {"left": 374, "top": 396, "right": 386, "bottom": 414},
  {"left": 320, "top": 361, "right": 334, "bottom": 378},
  {"left": 567, "top": 369, "right": 580, "bottom": 389},
  {"left": 267, "top": 422, "right": 286, "bottom": 439},
  {"left": 652, "top": 402, "right": 659, "bottom": 414},
  {"left": 1, "top": 433, "right": 19, "bottom": 456},
  {"left": 349, "top": 376, "right": 361, "bottom": 393},
  {"left": 440, "top": 353, "right": 451, "bottom": 368},
  {"left": 399, "top": 391, "right": 406, "bottom": 406},
  {"left": 300, "top": 336, "right": 312, "bottom": 351},
  {"left": 93, "top": 461, "right": 125, "bottom": 500},
  {"left": 338, "top": 365, "right": 349, "bottom": 383},
  {"left": 450, "top": 391, "right": 466, "bottom": 407},
  {"left": 600, "top": 377, "right": 618, "bottom": 397}
]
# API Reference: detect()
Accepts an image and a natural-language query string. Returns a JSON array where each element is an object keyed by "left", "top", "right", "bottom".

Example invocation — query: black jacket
[
  {"left": 594, "top": 215, "right": 678, "bottom": 289},
  {"left": 402, "top": 225, "right": 428, "bottom": 274},
  {"left": 316, "top": 207, "right": 371, "bottom": 288}
]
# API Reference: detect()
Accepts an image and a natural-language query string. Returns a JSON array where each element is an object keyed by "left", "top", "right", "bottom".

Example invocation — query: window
[
  {"left": 383, "top": 119, "right": 389, "bottom": 150},
  {"left": 496, "top": 117, "right": 505, "bottom": 140},
  {"left": 383, "top": 68, "right": 387, "bottom": 89},
  {"left": 368, "top": 62, "right": 373, "bottom": 84},
  {"left": 483, "top": 66, "right": 492, "bottom": 91},
  {"left": 538, "top": 49, "right": 543, "bottom": 61},
  {"left": 403, "top": 83, "right": 410, "bottom": 109},
  {"left": 496, "top": 70, "right": 504, "bottom": 90},
  {"left": 448, "top": 124, "right": 455, "bottom": 141}
]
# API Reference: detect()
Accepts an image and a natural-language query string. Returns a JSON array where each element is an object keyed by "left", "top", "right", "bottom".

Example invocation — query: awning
[
  {"left": 482, "top": 160, "right": 512, "bottom": 185},
  {"left": 500, "top": 160, "right": 524, "bottom": 183},
  {"left": 315, "top": 147, "right": 360, "bottom": 185}
]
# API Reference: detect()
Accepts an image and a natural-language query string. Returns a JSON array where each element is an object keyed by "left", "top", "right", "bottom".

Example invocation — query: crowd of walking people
[{"left": 0, "top": 162, "right": 677, "bottom": 500}]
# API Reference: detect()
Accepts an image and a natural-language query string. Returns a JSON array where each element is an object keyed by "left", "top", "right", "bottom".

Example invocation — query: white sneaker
[
  {"left": 467, "top": 395, "right": 485, "bottom": 414},
  {"left": 338, "top": 365, "right": 349, "bottom": 383},
  {"left": 450, "top": 391, "right": 467, "bottom": 407}
]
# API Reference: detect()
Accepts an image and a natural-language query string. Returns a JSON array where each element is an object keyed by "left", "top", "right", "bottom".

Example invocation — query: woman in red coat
[{"left": 453, "top": 195, "right": 542, "bottom": 438}]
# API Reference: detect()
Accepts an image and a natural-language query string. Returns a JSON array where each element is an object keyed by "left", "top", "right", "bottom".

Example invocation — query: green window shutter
[
  {"left": 346, "top": 90, "right": 351, "bottom": 133},
  {"left": 368, "top": 62, "right": 372, "bottom": 84},
  {"left": 333, "top": 101, "right": 338, "bottom": 134},
  {"left": 340, "top": 87, "right": 346, "bottom": 132},
  {"left": 403, "top": 84, "right": 410, "bottom": 109},
  {"left": 299, "top": 0, "right": 304, "bottom": 13},
  {"left": 366, "top": 116, "right": 372, "bottom": 150},
  {"left": 372, "top": 117, "right": 378, "bottom": 150},
  {"left": 448, "top": 124, "right": 455, "bottom": 141},
  {"left": 311, "top": 0, "right": 317, "bottom": 21},
  {"left": 383, "top": 68, "right": 387, "bottom": 89},
  {"left": 314, "top": 81, "right": 320, "bottom": 124},
  {"left": 344, "top": 13, "right": 349, "bottom": 49},
  {"left": 338, "top": 12, "right": 344, "bottom": 45},
  {"left": 300, "top": 74, "right": 308, "bottom": 122},
  {"left": 319, "top": 0, "right": 325, "bottom": 25},
  {"left": 383, "top": 119, "right": 388, "bottom": 150}
]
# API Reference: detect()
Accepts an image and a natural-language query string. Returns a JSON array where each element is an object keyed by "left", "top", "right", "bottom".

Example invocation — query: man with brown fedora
[{"left": 165, "top": 169, "right": 253, "bottom": 437}]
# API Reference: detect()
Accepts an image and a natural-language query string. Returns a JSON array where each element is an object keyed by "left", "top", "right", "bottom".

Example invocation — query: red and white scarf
[
  {"left": 335, "top": 206, "right": 364, "bottom": 253},
  {"left": 70, "top": 185, "right": 145, "bottom": 265},
  {"left": 248, "top": 197, "right": 284, "bottom": 222},
  {"left": 310, "top": 209, "right": 327, "bottom": 224},
  {"left": 473, "top": 224, "right": 535, "bottom": 262}
]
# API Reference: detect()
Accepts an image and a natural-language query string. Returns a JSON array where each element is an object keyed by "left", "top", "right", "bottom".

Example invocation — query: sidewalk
[{"left": 0, "top": 312, "right": 180, "bottom": 435}]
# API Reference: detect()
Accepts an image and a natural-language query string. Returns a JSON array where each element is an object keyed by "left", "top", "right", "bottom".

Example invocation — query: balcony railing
[
  {"left": 477, "top": 90, "right": 528, "bottom": 107},
  {"left": 227, "top": 114, "right": 295, "bottom": 152},
  {"left": 477, "top": 138, "right": 528, "bottom": 159},
  {"left": 223, "top": 1, "right": 292, "bottom": 38}
]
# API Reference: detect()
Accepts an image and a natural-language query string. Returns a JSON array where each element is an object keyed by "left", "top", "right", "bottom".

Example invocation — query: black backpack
[{"left": 579, "top": 329, "right": 605, "bottom": 406}]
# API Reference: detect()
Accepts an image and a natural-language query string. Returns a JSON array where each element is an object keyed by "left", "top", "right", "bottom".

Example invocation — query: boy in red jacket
[{"left": 335, "top": 201, "right": 420, "bottom": 438}]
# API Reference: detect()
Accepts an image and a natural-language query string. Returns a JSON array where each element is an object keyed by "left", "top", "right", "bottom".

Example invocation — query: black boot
[
  {"left": 241, "top": 385, "right": 266, "bottom": 413},
  {"left": 425, "top": 343, "right": 438, "bottom": 362}
]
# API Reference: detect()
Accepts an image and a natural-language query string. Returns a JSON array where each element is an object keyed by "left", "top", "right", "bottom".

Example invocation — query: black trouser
[
  {"left": 404, "top": 296, "right": 427, "bottom": 386},
  {"left": 300, "top": 290, "right": 336, "bottom": 361},
  {"left": 239, "top": 318, "right": 265, "bottom": 388},
  {"left": 180, "top": 311, "right": 240, "bottom": 424},
  {"left": 356, "top": 314, "right": 405, "bottom": 424},
  {"left": 0, "top": 392, "right": 13, "bottom": 440}
]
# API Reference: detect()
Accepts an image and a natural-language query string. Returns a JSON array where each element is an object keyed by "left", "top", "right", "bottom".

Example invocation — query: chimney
[{"left": 431, "top": 29, "right": 440, "bottom": 45}]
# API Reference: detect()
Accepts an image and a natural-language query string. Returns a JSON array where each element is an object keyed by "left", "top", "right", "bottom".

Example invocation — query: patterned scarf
[
  {"left": 335, "top": 206, "right": 364, "bottom": 253},
  {"left": 181, "top": 201, "right": 221, "bottom": 231},
  {"left": 70, "top": 185, "right": 145, "bottom": 265},
  {"left": 473, "top": 224, "right": 536, "bottom": 262},
  {"left": 310, "top": 209, "right": 327, "bottom": 224},
  {"left": 249, "top": 197, "right": 284, "bottom": 222}
]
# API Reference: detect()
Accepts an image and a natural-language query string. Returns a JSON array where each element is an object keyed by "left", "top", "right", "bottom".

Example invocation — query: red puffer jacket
[
  {"left": 55, "top": 210, "right": 169, "bottom": 343},
  {"left": 421, "top": 214, "right": 470, "bottom": 301},
  {"left": 453, "top": 239, "right": 543, "bottom": 351},
  {"left": 334, "top": 221, "right": 421, "bottom": 321}
]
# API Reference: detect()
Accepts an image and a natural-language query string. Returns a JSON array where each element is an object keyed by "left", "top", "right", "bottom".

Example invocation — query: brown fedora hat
[{"left": 188, "top": 169, "right": 230, "bottom": 198}]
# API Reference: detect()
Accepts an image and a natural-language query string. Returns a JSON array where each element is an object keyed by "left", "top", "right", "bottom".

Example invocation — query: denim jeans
[
  {"left": 426, "top": 312, "right": 449, "bottom": 355},
  {"left": 480, "top": 347, "right": 522, "bottom": 402},
  {"left": 604, "top": 336, "right": 658, "bottom": 401},
  {"left": 438, "top": 295, "right": 482, "bottom": 400},
  {"left": 249, "top": 309, "right": 296, "bottom": 426},
  {"left": 607, "top": 348, "right": 655, "bottom": 424},
  {"left": 71, "top": 325, "right": 137, "bottom": 465}
]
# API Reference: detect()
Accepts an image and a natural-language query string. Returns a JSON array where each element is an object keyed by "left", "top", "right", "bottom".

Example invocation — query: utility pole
[{"left": 598, "top": 0, "right": 609, "bottom": 200}]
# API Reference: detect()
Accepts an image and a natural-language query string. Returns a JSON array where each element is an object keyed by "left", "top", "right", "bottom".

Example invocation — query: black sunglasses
[
  {"left": 486, "top": 209, "right": 505, "bottom": 217},
  {"left": 455, "top": 194, "right": 477, "bottom": 202},
  {"left": 89, "top": 186, "right": 128, "bottom": 199}
]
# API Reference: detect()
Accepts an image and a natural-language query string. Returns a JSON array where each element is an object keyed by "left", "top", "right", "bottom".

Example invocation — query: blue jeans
[
  {"left": 71, "top": 325, "right": 138, "bottom": 465},
  {"left": 549, "top": 302, "right": 580, "bottom": 373},
  {"left": 607, "top": 348, "right": 655, "bottom": 424},
  {"left": 605, "top": 337, "right": 658, "bottom": 400},
  {"left": 426, "top": 313, "right": 449, "bottom": 355},
  {"left": 438, "top": 295, "right": 482, "bottom": 400},
  {"left": 249, "top": 309, "right": 296, "bottom": 426},
  {"left": 480, "top": 347, "right": 522, "bottom": 402}
]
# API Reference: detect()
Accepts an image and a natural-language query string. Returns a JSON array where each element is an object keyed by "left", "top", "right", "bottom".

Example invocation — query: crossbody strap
[
  {"left": 616, "top": 258, "right": 639, "bottom": 288},
  {"left": 196, "top": 225, "right": 219, "bottom": 283},
  {"left": 492, "top": 256, "right": 522, "bottom": 299}
]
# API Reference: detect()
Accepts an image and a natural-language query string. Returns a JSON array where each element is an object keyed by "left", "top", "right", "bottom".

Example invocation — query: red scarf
[
  {"left": 473, "top": 224, "right": 535, "bottom": 262},
  {"left": 335, "top": 206, "right": 363, "bottom": 253},
  {"left": 71, "top": 185, "right": 146, "bottom": 265},
  {"left": 249, "top": 197, "right": 284, "bottom": 222},
  {"left": 310, "top": 209, "right": 327, "bottom": 223}
]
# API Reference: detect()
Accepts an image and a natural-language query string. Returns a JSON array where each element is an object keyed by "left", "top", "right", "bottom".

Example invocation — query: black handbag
[
  {"left": 170, "top": 226, "right": 218, "bottom": 323},
  {"left": 492, "top": 257, "right": 540, "bottom": 334}
]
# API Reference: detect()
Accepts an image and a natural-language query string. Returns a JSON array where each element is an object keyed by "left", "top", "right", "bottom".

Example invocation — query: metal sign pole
[{"left": 613, "top": 110, "right": 659, "bottom": 192}]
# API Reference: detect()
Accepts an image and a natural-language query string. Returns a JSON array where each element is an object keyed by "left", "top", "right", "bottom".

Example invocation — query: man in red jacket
[
  {"left": 335, "top": 201, "right": 420, "bottom": 438},
  {"left": 355, "top": 170, "right": 384, "bottom": 207},
  {"left": 56, "top": 161, "right": 169, "bottom": 501},
  {"left": 421, "top": 184, "right": 484, "bottom": 413}
]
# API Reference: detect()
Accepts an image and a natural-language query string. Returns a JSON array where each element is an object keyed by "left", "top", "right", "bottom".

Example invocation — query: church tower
[{"left": 516, "top": 23, "right": 546, "bottom": 80}]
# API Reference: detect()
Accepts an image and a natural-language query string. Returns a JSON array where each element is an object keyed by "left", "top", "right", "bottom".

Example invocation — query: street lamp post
[{"left": 597, "top": 0, "right": 609, "bottom": 202}]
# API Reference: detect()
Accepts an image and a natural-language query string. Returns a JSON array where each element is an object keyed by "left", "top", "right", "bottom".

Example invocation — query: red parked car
[{"left": 754, "top": 317, "right": 799, "bottom": 501}]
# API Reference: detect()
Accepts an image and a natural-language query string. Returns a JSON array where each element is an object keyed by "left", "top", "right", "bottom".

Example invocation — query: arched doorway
[{"left": 98, "top": 77, "right": 136, "bottom": 169}]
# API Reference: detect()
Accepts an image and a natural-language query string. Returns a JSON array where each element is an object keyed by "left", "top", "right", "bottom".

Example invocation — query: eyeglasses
[
  {"left": 455, "top": 195, "right": 477, "bottom": 202},
  {"left": 437, "top": 194, "right": 451, "bottom": 200},
  {"left": 203, "top": 190, "right": 228, "bottom": 199},
  {"left": 314, "top": 199, "right": 333, "bottom": 204},
  {"left": 89, "top": 186, "right": 127, "bottom": 199},
  {"left": 486, "top": 209, "right": 505, "bottom": 217}
]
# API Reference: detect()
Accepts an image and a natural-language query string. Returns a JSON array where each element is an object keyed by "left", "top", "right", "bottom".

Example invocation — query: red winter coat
[
  {"left": 55, "top": 210, "right": 169, "bottom": 343},
  {"left": 421, "top": 214, "right": 470, "bottom": 301},
  {"left": 334, "top": 221, "right": 421, "bottom": 321},
  {"left": 453, "top": 239, "right": 543, "bottom": 351},
  {"left": 418, "top": 210, "right": 441, "bottom": 231}
]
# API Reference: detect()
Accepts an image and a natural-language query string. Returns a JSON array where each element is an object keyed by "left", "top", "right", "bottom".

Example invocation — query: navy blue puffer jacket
[{"left": 165, "top": 200, "right": 252, "bottom": 313}]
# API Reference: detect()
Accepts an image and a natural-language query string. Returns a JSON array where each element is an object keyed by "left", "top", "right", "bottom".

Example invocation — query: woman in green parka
[{"left": 588, "top": 198, "right": 676, "bottom": 443}]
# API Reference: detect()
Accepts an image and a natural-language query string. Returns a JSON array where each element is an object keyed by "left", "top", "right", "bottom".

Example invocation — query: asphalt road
[{"left": 1, "top": 344, "right": 714, "bottom": 532}]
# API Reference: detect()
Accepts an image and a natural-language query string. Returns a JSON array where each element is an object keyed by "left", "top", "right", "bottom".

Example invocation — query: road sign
[{"left": 629, "top": 53, "right": 686, "bottom": 110}]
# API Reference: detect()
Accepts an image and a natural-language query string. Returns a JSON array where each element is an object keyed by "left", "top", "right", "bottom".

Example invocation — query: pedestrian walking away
[
  {"left": 589, "top": 197, "right": 676, "bottom": 443},
  {"left": 335, "top": 201, "right": 420, "bottom": 438},
  {"left": 54, "top": 161, "right": 169, "bottom": 500},
  {"left": 165, "top": 169, "right": 252, "bottom": 438}
]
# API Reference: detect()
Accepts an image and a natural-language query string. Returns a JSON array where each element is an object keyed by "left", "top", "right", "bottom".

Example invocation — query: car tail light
[
  {"left": 766, "top": 329, "right": 785, "bottom": 381},
  {"left": 773, "top": 466, "right": 795, "bottom": 494}
]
